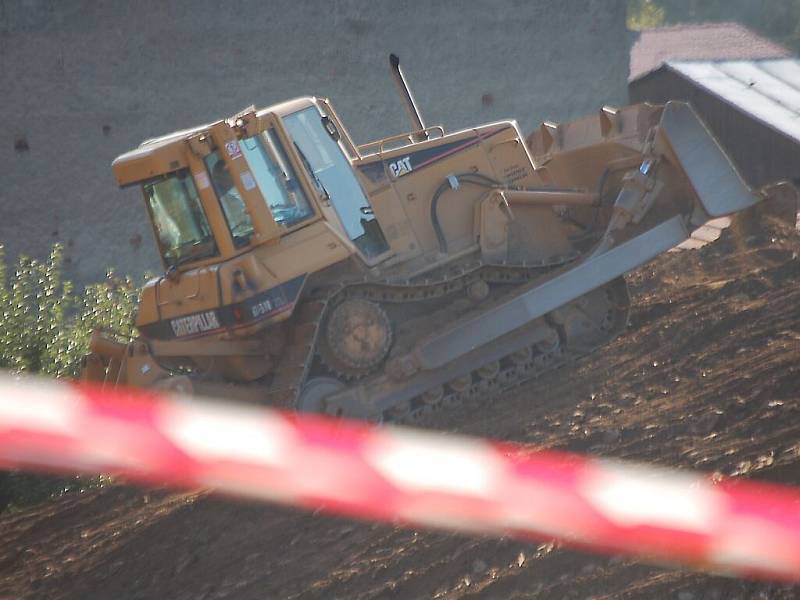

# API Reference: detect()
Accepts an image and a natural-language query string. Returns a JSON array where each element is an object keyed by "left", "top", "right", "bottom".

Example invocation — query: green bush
[
  {"left": 0, "top": 243, "right": 140, "bottom": 511},
  {"left": 0, "top": 243, "right": 139, "bottom": 376}
]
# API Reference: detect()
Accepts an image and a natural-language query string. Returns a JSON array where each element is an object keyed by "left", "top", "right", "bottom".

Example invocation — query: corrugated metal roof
[
  {"left": 666, "top": 59, "right": 800, "bottom": 145},
  {"left": 630, "top": 22, "right": 791, "bottom": 81}
]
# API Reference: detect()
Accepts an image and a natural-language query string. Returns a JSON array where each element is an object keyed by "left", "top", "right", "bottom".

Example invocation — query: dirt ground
[{"left": 0, "top": 217, "right": 798, "bottom": 600}]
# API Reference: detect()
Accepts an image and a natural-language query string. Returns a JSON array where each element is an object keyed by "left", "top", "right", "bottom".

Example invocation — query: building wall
[
  {"left": 630, "top": 70, "right": 800, "bottom": 190},
  {"left": 0, "top": 0, "right": 630, "bottom": 285}
]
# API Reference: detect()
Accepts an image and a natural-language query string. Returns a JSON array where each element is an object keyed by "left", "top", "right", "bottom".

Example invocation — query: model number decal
[
  {"left": 388, "top": 156, "right": 412, "bottom": 178},
  {"left": 170, "top": 311, "right": 221, "bottom": 337},
  {"left": 251, "top": 296, "right": 286, "bottom": 318}
]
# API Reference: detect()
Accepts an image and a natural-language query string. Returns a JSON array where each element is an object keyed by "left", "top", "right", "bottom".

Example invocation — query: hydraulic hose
[
  {"left": 431, "top": 166, "right": 643, "bottom": 254},
  {"left": 430, "top": 173, "right": 501, "bottom": 254}
]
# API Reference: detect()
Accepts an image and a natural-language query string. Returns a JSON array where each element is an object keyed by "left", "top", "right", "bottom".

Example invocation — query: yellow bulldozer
[{"left": 82, "top": 54, "right": 775, "bottom": 421}]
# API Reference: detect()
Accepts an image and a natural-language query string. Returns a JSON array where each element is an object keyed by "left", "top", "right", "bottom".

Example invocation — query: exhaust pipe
[{"left": 389, "top": 53, "right": 428, "bottom": 141}]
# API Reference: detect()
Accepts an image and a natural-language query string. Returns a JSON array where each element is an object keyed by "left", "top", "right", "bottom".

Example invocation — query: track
[
  {"left": 392, "top": 277, "right": 631, "bottom": 424},
  {"left": 0, "top": 217, "right": 799, "bottom": 599},
  {"left": 283, "top": 256, "right": 584, "bottom": 416}
]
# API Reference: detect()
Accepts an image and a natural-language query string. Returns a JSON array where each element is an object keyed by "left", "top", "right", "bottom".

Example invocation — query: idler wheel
[
  {"left": 510, "top": 346, "right": 533, "bottom": 365},
  {"left": 448, "top": 374, "right": 472, "bottom": 393},
  {"left": 421, "top": 385, "right": 444, "bottom": 405},
  {"left": 296, "top": 377, "right": 345, "bottom": 415},
  {"left": 466, "top": 279, "right": 490, "bottom": 303},
  {"left": 477, "top": 360, "right": 500, "bottom": 380},
  {"left": 319, "top": 298, "right": 393, "bottom": 378},
  {"left": 385, "top": 398, "right": 411, "bottom": 421},
  {"left": 536, "top": 329, "right": 561, "bottom": 354}
]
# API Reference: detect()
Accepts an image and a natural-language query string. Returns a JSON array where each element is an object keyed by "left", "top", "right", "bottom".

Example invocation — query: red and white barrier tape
[{"left": 1, "top": 375, "right": 799, "bottom": 581}]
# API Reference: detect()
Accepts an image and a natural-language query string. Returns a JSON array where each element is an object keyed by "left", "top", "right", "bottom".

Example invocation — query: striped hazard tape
[{"left": 1, "top": 374, "right": 799, "bottom": 580}]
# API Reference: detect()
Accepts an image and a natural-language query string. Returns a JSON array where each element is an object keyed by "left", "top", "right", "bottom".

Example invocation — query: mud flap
[{"left": 658, "top": 102, "right": 759, "bottom": 219}]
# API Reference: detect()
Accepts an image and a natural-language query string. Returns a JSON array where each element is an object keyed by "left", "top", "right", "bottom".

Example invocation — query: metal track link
[{"left": 397, "top": 350, "right": 566, "bottom": 425}]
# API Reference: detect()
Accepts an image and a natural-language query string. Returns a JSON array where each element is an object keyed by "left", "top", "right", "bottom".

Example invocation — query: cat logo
[
  {"left": 170, "top": 311, "right": 221, "bottom": 337},
  {"left": 388, "top": 156, "right": 412, "bottom": 178}
]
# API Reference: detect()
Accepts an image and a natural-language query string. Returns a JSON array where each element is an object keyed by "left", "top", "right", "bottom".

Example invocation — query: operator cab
[{"left": 112, "top": 98, "right": 389, "bottom": 274}]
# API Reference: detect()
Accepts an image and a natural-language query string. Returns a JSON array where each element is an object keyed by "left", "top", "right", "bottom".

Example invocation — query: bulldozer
[{"left": 82, "top": 54, "right": 772, "bottom": 421}]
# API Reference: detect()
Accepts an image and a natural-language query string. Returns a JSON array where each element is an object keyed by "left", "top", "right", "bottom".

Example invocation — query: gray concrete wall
[{"left": 0, "top": 0, "right": 630, "bottom": 285}]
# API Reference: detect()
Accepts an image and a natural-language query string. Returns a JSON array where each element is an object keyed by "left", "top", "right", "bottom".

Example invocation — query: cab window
[
  {"left": 239, "top": 131, "right": 313, "bottom": 227},
  {"left": 204, "top": 151, "right": 255, "bottom": 247},
  {"left": 144, "top": 170, "right": 218, "bottom": 268}
]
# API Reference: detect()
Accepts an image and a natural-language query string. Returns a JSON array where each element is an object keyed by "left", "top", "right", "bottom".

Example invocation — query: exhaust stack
[{"left": 389, "top": 53, "right": 428, "bottom": 141}]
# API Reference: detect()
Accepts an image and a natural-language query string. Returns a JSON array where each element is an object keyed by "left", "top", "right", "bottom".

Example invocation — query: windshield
[
  {"left": 144, "top": 170, "right": 218, "bottom": 268},
  {"left": 239, "top": 130, "right": 313, "bottom": 227},
  {"left": 284, "top": 107, "right": 388, "bottom": 258},
  {"left": 204, "top": 151, "right": 255, "bottom": 247}
]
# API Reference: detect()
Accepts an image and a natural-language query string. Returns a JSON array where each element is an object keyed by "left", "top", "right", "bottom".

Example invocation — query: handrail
[{"left": 358, "top": 125, "right": 445, "bottom": 155}]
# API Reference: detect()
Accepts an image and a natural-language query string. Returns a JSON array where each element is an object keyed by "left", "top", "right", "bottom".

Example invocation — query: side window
[
  {"left": 143, "top": 170, "right": 218, "bottom": 268},
  {"left": 204, "top": 151, "right": 255, "bottom": 247},
  {"left": 239, "top": 131, "right": 314, "bottom": 227}
]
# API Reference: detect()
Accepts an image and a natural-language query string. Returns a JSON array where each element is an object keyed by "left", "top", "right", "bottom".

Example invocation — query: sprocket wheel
[{"left": 318, "top": 298, "right": 393, "bottom": 379}]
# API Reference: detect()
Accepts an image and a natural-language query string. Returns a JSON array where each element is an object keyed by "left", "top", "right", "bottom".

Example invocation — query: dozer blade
[{"left": 658, "top": 102, "right": 758, "bottom": 219}]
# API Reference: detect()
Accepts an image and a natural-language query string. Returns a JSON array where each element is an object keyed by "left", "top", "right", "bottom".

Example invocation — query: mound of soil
[{"left": 1, "top": 218, "right": 798, "bottom": 600}]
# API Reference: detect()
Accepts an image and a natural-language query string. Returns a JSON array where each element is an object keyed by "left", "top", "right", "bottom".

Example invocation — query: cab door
[{"left": 282, "top": 106, "right": 391, "bottom": 264}]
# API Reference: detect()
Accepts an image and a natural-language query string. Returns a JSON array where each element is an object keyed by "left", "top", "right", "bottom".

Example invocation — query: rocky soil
[{"left": 0, "top": 217, "right": 798, "bottom": 600}]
